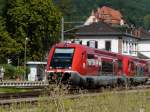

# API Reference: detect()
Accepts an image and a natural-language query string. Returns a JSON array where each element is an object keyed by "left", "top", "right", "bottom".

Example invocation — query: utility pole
[
  {"left": 24, "top": 37, "right": 28, "bottom": 80},
  {"left": 61, "top": 17, "right": 84, "bottom": 41},
  {"left": 61, "top": 17, "right": 64, "bottom": 42}
]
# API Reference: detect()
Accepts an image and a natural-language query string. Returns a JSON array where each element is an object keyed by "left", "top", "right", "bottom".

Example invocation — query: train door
[
  {"left": 81, "top": 51, "right": 87, "bottom": 74},
  {"left": 100, "top": 58, "right": 116, "bottom": 85},
  {"left": 128, "top": 61, "right": 136, "bottom": 76},
  {"left": 101, "top": 58, "right": 114, "bottom": 75},
  {"left": 87, "top": 54, "right": 98, "bottom": 76},
  {"left": 135, "top": 63, "right": 141, "bottom": 76},
  {"left": 129, "top": 61, "right": 147, "bottom": 84},
  {"left": 97, "top": 57, "right": 102, "bottom": 76},
  {"left": 144, "top": 63, "right": 148, "bottom": 76},
  {"left": 148, "top": 62, "right": 150, "bottom": 75},
  {"left": 116, "top": 59, "right": 123, "bottom": 77}
]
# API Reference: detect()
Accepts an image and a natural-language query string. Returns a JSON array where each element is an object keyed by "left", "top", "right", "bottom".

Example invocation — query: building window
[
  {"left": 126, "top": 41, "right": 128, "bottom": 53},
  {"left": 130, "top": 43, "right": 134, "bottom": 54},
  {"left": 123, "top": 40, "right": 124, "bottom": 51},
  {"left": 132, "top": 43, "right": 135, "bottom": 54},
  {"left": 135, "top": 43, "right": 137, "bottom": 54},
  {"left": 87, "top": 40, "right": 98, "bottom": 48},
  {"left": 105, "top": 41, "right": 111, "bottom": 51},
  {"left": 72, "top": 40, "right": 82, "bottom": 44},
  {"left": 129, "top": 42, "right": 132, "bottom": 54},
  {"left": 123, "top": 40, "right": 127, "bottom": 53}
]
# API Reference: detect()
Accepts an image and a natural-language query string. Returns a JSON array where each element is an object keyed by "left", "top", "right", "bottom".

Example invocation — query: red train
[{"left": 46, "top": 42, "right": 149, "bottom": 87}]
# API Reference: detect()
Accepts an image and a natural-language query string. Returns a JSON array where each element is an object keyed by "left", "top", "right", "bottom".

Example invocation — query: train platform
[{"left": 0, "top": 81, "right": 49, "bottom": 88}]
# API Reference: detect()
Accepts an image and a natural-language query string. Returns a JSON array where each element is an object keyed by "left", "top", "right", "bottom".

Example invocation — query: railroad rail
[
  {"left": 0, "top": 81, "right": 49, "bottom": 87},
  {"left": 0, "top": 90, "right": 42, "bottom": 105},
  {"left": 0, "top": 97, "right": 38, "bottom": 105},
  {"left": 0, "top": 78, "right": 150, "bottom": 105},
  {"left": 0, "top": 91, "right": 42, "bottom": 100},
  {"left": 1, "top": 85, "right": 150, "bottom": 106}
]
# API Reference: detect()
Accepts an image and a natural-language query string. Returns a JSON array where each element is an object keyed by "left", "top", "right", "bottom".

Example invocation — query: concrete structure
[{"left": 27, "top": 61, "right": 47, "bottom": 81}]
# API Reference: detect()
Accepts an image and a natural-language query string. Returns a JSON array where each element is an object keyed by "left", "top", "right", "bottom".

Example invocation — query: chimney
[
  {"left": 120, "top": 19, "right": 124, "bottom": 26},
  {"left": 91, "top": 10, "right": 95, "bottom": 16},
  {"left": 138, "top": 30, "right": 141, "bottom": 38}
]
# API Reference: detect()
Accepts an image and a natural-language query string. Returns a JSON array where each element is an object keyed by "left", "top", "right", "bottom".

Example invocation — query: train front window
[{"left": 50, "top": 48, "right": 74, "bottom": 68}]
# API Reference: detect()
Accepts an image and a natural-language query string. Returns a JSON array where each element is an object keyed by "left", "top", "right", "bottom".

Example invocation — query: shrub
[{"left": 2, "top": 64, "right": 26, "bottom": 80}]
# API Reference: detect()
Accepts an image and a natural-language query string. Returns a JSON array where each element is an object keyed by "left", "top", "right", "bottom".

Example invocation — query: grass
[
  {"left": 0, "top": 87, "right": 35, "bottom": 94},
  {"left": 0, "top": 87, "right": 150, "bottom": 112}
]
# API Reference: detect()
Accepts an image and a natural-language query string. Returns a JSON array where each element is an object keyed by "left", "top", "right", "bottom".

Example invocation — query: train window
[
  {"left": 148, "top": 64, "right": 150, "bottom": 73},
  {"left": 87, "top": 54, "right": 94, "bottom": 59},
  {"left": 128, "top": 61, "right": 135, "bottom": 71},
  {"left": 136, "top": 65, "right": 140, "bottom": 76},
  {"left": 101, "top": 61, "right": 113, "bottom": 74},
  {"left": 50, "top": 48, "right": 74, "bottom": 68},
  {"left": 118, "top": 60, "right": 122, "bottom": 70},
  {"left": 87, "top": 54, "right": 95, "bottom": 66},
  {"left": 139, "top": 66, "right": 144, "bottom": 76},
  {"left": 128, "top": 61, "right": 139, "bottom": 75},
  {"left": 117, "top": 60, "right": 123, "bottom": 76},
  {"left": 144, "top": 65, "right": 148, "bottom": 73},
  {"left": 135, "top": 64, "right": 143, "bottom": 76}
]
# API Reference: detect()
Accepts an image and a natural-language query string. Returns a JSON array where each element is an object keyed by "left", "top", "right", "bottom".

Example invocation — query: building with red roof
[{"left": 84, "top": 6, "right": 125, "bottom": 26}]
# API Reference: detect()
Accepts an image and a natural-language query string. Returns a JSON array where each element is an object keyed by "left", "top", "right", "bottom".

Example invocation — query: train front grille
[{"left": 48, "top": 72, "right": 71, "bottom": 84}]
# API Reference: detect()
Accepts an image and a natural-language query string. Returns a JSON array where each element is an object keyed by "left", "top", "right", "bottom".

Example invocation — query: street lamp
[
  {"left": 24, "top": 37, "right": 28, "bottom": 80},
  {"left": 61, "top": 17, "right": 64, "bottom": 42}
]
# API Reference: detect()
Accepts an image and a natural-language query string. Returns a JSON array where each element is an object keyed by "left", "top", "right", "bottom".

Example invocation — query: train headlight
[
  {"left": 69, "top": 67, "right": 72, "bottom": 69},
  {"left": 69, "top": 77, "right": 72, "bottom": 81}
]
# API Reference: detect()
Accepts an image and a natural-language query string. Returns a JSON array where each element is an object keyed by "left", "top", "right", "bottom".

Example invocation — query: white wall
[
  {"left": 78, "top": 37, "right": 119, "bottom": 53},
  {"left": 75, "top": 35, "right": 138, "bottom": 56},
  {"left": 84, "top": 15, "right": 98, "bottom": 26},
  {"left": 28, "top": 65, "right": 37, "bottom": 81},
  {"left": 122, "top": 36, "right": 138, "bottom": 56},
  {"left": 139, "top": 40, "right": 150, "bottom": 58}
]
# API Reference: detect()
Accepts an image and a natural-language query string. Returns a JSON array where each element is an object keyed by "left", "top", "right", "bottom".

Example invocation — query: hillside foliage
[{"left": 54, "top": 0, "right": 150, "bottom": 29}]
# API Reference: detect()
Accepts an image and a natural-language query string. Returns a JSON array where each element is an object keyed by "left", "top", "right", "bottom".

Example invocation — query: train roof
[
  {"left": 54, "top": 42, "right": 117, "bottom": 54},
  {"left": 53, "top": 42, "right": 148, "bottom": 63}
]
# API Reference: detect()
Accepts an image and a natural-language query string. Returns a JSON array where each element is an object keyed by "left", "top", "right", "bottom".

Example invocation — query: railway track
[
  {"left": 0, "top": 90, "right": 42, "bottom": 100},
  {"left": 1, "top": 84, "right": 150, "bottom": 106},
  {"left": 0, "top": 89, "right": 43, "bottom": 105}
]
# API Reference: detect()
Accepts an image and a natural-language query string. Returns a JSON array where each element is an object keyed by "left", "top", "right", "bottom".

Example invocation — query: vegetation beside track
[
  {"left": 0, "top": 87, "right": 36, "bottom": 94},
  {"left": 0, "top": 87, "right": 150, "bottom": 112}
]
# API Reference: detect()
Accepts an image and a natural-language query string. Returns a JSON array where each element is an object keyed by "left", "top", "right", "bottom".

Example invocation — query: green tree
[
  {"left": 144, "top": 15, "right": 150, "bottom": 29},
  {"left": 6, "top": 0, "right": 61, "bottom": 62},
  {"left": 0, "top": 0, "right": 7, "bottom": 15},
  {"left": 54, "top": 0, "right": 75, "bottom": 20},
  {"left": 0, "top": 16, "right": 21, "bottom": 63}
]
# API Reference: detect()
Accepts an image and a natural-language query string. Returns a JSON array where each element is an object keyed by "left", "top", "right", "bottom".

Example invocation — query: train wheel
[
  {"left": 117, "top": 78, "right": 125, "bottom": 88},
  {"left": 86, "top": 78, "right": 94, "bottom": 89},
  {"left": 129, "top": 78, "right": 134, "bottom": 87}
]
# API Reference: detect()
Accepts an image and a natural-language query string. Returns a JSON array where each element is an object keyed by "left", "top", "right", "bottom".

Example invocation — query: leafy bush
[
  {"left": 2, "top": 64, "right": 26, "bottom": 80},
  {"left": 14, "top": 66, "right": 25, "bottom": 79}
]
